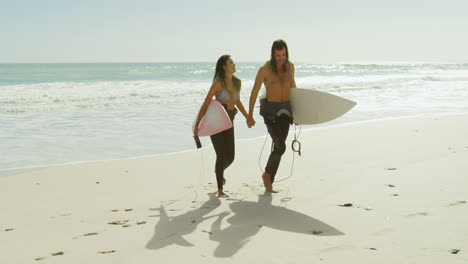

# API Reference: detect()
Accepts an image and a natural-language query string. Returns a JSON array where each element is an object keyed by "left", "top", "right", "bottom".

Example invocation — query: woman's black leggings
[{"left": 210, "top": 106, "right": 236, "bottom": 190}]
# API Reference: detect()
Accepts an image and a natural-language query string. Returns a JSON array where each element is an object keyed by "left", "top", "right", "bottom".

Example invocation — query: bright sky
[{"left": 1, "top": 0, "right": 467, "bottom": 63}]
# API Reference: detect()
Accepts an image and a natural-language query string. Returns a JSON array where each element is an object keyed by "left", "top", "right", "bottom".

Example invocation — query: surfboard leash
[
  {"left": 258, "top": 124, "right": 302, "bottom": 183},
  {"left": 276, "top": 124, "right": 302, "bottom": 183}
]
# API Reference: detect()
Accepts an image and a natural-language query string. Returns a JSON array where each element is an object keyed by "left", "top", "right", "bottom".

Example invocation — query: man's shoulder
[{"left": 259, "top": 62, "right": 271, "bottom": 73}]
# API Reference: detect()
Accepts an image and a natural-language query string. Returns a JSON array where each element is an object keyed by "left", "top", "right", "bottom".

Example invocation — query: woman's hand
[{"left": 247, "top": 116, "right": 256, "bottom": 128}]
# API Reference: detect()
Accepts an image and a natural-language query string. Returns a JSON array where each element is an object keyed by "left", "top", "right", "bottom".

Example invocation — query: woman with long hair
[{"left": 194, "top": 55, "right": 251, "bottom": 197}]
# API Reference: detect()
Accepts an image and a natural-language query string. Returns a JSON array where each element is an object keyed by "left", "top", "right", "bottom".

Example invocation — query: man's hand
[{"left": 247, "top": 116, "right": 256, "bottom": 128}]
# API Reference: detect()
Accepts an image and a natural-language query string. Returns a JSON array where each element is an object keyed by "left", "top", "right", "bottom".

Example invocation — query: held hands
[
  {"left": 193, "top": 127, "right": 199, "bottom": 136},
  {"left": 247, "top": 116, "right": 256, "bottom": 128}
]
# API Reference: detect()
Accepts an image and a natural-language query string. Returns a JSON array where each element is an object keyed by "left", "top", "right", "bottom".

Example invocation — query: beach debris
[
  {"left": 148, "top": 214, "right": 160, "bottom": 217},
  {"left": 51, "top": 252, "right": 64, "bottom": 256},
  {"left": 364, "top": 207, "right": 373, "bottom": 211},
  {"left": 450, "top": 249, "right": 460, "bottom": 254},
  {"left": 108, "top": 220, "right": 129, "bottom": 225},
  {"left": 369, "top": 248, "right": 377, "bottom": 250},
  {"left": 339, "top": 203, "right": 353, "bottom": 207},
  {"left": 202, "top": 230, "right": 213, "bottom": 235},
  {"left": 73, "top": 232, "right": 100, "bottom": 239},
  {"left": 96, "top": 181, "right": 100, "bottom": 184},
  {"left": 35, "top": 257, "right": 47, "bottom": 261},
  {"left": 408, "top": 212, "right": 429, "bottom": 217},
  {"left": 385, "top": 168, "right": 397, "bottom": 170},
  {"left": 448, "top": 201, "right": 467, "bottom": 207},
  {"left": 386, "top": 184, "right": 396, "bottom": 188},
  {"left": 5, "top": 228, "right": 15, "bottom": 232},
  {"left": 124, "top": 209, "right": 133, "bottom": 212},
  {"left": 122, "top": 225, "right": 131, "bottom": 228},
  {"left": 111, "top": 210, "right": 119, "bottom": 212},
  {"left": 392, "top": 194, "right": 400, "bottom": 197},
  {"left": 191, "top": 220, "right": 197, "bottom": 223},
  {"left": 311, "top": 230, "right": 323, "bottom": 235},
  {"left": 98, "top": 250, "right": 116, "bottom": 254},
  {"left": 137, "top": 221, "right": 147, "bottom": 225}
]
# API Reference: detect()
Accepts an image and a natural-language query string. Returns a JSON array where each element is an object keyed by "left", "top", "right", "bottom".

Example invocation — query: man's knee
[{"left": 274, "top": 141, "right": 286, "bottom": 155}]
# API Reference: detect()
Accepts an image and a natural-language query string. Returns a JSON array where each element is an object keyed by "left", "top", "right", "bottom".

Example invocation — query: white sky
[{"left": 1, "top": 0, "right": 467, "bottom": 63}]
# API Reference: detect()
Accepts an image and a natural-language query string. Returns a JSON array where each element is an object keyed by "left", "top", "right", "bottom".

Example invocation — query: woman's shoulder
[{"left": 210, "top": 79, "right": 223, "bottom": 93}]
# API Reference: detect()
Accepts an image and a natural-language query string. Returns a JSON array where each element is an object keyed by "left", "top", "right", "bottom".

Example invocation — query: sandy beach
[{"left": 1, "top": 113, "right": 467, "bottom": 264}]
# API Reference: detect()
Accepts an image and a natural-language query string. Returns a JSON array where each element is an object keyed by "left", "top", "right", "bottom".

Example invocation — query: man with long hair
[{"left": 248, "top": 39, "right": 297, "bottom": 193}]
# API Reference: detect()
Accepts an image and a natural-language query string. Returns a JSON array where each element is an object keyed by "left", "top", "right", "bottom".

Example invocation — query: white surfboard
[
  {"left": 193, "top": 99, "right": 232, "bottom": 137},
  {"left": 290, "top": 88, "right": 356, "bottom": 125}
]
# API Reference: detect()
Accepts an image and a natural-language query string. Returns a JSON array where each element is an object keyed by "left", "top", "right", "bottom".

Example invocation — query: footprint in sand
[
  {"left": 386, "top": 184, "right": 396, "bottom": 188},
  {"left": 385, "top": 168, "right": 397, "bottom": 171},
  {"left": 448, "top": 201, "right": 466, "bottom": 207},
  {"left": 407, "top": 212, "right": 429, "bottom": 217},
  {"left": 5, "top": 228, "right": 15, "bottom": 232},
  {"left": 73, "top": 232, "right": 99, "bottom": 239},
  {"left": 108, "top": 220, "right": 129, "bottom": 225},
  {"left": 148, "top": 214, "right": 160, "bottom": 217},
  {"left": 98, "top": 250, "right": 116, "bottom": 254},
  {"left": 51, "top": 252, "right": 64, "bottom": 256}
]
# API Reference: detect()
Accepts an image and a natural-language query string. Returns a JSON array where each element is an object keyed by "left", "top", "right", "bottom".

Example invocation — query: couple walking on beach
[{"left": 193, "top": 39, "right": 297, "bottom": 197}]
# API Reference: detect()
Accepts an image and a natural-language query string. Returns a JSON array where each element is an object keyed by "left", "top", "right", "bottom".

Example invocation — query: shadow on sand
[
  {"left": 146, "top": 192, "right": 343, "bottom": 258},
  {"left": 146, "top": 192, "right": 222, "bottom": 249},
  {"left": 210, "top": 193, "right": 344, "bottom": 257}
]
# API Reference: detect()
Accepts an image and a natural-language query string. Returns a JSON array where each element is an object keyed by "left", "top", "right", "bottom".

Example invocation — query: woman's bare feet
[{"left": 218, "top": 189, "right": 229, "bottom": 198}]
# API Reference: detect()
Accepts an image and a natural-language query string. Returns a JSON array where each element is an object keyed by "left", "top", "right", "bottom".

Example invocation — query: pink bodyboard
[{"left": 193, "top": 99, "right": 233, "bottom": 137}]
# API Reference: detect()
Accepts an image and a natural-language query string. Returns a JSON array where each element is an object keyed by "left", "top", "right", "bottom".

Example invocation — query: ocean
[{"left": 1, "top": 62, "right": 468, "bottom": 176}]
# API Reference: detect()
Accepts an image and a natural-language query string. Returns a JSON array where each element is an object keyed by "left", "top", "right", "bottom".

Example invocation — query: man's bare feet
[
  {"left": 218, "top": 189, "right": 229, "bottom": 198},
  {"left": 262, "top": 173, "right": 279, "bottom": 193}
]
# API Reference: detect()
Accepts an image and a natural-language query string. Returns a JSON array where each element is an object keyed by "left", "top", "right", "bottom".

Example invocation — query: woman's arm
[{"left": 193, "top": 81, "right": 221, "bottom": 135}]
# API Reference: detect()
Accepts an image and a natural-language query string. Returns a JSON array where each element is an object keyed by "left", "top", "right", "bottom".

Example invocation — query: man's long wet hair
[
  {"left": 213, "top": 54, "right": 240, "bottom": 91},
  {"left": 269, "top": 39, "right": 290, "bottom": 74}
]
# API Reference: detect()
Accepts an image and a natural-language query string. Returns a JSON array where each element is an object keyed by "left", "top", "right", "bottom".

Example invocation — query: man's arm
[
  {"left": 249, "top": 66, "right": 266, "bottom": 118},
  {"left": 290, "top": 63, "right": 297, "bottom": 88}
]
